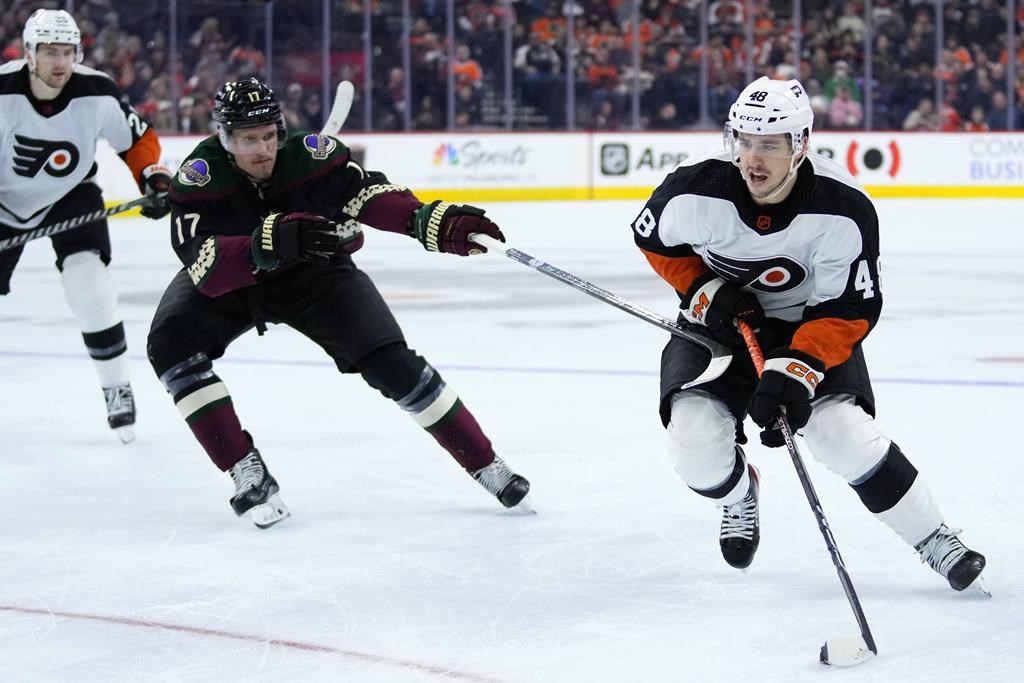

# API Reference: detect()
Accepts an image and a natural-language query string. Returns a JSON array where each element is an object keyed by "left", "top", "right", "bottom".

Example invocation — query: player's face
[
  {"left": 32, "top": 44, "right": 77, "bottom": 89},
  {"left": 230, "top": 124, "right": 279, "bottom": 181},
  {"left": 736, "top": 132, "right": 797, "bottom": 202}
]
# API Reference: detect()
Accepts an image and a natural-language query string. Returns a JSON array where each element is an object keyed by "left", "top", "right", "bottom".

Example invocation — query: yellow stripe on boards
[{"left": 105, "top": 184, "right": 1024, "bottom": 213}]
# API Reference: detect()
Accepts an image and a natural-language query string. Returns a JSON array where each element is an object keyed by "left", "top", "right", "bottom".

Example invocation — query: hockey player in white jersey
[
  {"left": 0, "top": 9, "right": 172, "bottom": 443},
  {"left": 633, "top": 76, "right": 987, "bottom": 593}
]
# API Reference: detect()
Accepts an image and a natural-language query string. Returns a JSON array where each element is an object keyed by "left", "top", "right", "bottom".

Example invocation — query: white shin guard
[
  {"left": 802, "top": 394, "right": 943, "bottom": 547},
  {"left": 800, "top": 395, "right": 891, "bottom": 482},
  {"left": 666, "top": 392, "right": 748, "bottom": 506},
  {"left": 60, "top": 251, "right": 129, "bottom": 387}
]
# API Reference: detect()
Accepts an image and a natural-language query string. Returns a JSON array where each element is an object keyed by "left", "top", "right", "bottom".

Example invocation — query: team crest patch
[
  {"left": 178, "top": 159, "right": 212, "bottom": 186},
  {"left": 303, "top": 134, "right": 337, "bottom": 160}
]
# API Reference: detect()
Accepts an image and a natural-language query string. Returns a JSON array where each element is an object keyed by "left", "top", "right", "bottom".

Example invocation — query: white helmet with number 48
[{"left": 725, "top": 77, "right": 813, "bottom": 163}]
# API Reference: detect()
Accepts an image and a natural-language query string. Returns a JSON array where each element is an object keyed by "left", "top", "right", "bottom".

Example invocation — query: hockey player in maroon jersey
[
  {"left": 146, "top": 78, "right": 530, "bottom": 528},
  {"left": 632, "top": 76, "right": 987, "bottom": 593},
  {"left": 0, "top": 9, "right": 172, "bottom": 443}
]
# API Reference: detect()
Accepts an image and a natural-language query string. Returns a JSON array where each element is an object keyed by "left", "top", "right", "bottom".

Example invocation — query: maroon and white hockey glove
[
  {"left": 683, "top": 275, "right": 764, "bottom": 344},
  {"left": 748, "top": 348, "right": 825, "bottom": 447},
  {"left": 251, "top": 212, "right": 362, "bottom": 270},
  {"left": 410, "top": 200, "right": 505, "bottom": 256}
]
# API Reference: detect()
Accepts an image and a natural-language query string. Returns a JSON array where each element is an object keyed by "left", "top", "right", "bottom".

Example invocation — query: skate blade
[
  {"left": 968, "top": 574, "right": 992, "bottom": 598},
  {"left": 512, "top": 494, "right": 537, "bottom": 515},
  {"left": 248, "top": 494, "right": 291, "bottom": 529},
  {"left": 116, "top": 425, "right": 136, "bottom": 444}
]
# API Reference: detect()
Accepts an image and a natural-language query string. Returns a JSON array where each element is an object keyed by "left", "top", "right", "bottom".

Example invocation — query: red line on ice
[{"left": 0, "top": 604, "right": 509, "bottom": 683}]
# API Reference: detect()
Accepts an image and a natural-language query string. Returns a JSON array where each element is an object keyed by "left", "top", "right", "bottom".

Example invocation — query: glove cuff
[
  {"left": 411, "top": 200, "right": 451, "bottom": 252},
  {"left": 763, "top": 352, "right": 825, "bottom": 398},
  {"left": 681, "top": 275, "right": 726, "bottom": 326},
  {"left": 250, "top": 214, "right": 280, "bottom": 270},
  {"left": 140, "top": 163, "right": 172, "bottom": 190}
]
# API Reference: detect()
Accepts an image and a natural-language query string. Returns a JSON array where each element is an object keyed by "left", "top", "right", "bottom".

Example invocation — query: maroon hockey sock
[
  {"left": 427, "top": 400, "right": 496, "bottom": 472},
  {"left": 186, "top": 402, "right": 251, "bottom": 471}
]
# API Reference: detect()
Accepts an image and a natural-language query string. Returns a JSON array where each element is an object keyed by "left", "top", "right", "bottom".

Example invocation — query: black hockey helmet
[{"left": 212, "top": 77, "right": 287, "bottom": 151}]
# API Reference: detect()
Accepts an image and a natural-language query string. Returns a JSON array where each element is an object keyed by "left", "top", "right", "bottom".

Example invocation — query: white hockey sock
[{"left": 60, "top": 251, "right": 130, "bottom": 387}]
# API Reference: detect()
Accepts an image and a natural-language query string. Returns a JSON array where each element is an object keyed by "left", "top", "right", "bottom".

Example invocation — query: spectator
[
  {"left": 823, "top": 60, "right": 862, "bottom": 102},
  {"left": 964, "top": 104, "right": 990, "bottom": 132},
  {"left": 829, "top": 85, "right": 864, "bottom": 129},
  {"left": 902, "top": 97, "right": 938, "bottom": 130},
  {"left": 988, "top": 91, "right": 1010, "bottom": 130},
  {"left": 281, "top": 82, "right": 305, "bottom": 131}
]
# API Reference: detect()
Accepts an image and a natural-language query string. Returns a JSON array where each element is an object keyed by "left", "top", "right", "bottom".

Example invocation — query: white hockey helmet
[
  {"left": 725, "top": 76, "right": 813, "bottom": 160},
  {"left": 23, "top": 9, "right": 83, "bottom": 63}
]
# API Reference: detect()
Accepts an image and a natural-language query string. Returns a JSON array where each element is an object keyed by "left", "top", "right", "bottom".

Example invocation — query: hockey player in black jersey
[
  {"left": 633, "top": 76, "right": 986, "bottom": 593},
  {"left": 146, "top": 78, "right": 530, "bottom": 528},
  {"left": 0, "top": 10, "right": 172, "bottom": 443}
]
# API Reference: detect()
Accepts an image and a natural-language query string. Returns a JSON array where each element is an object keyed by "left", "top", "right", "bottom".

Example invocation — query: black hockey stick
[
  {"left": 0, "top": 196, "right": 159, "bottom": 253},
  {"left": 470, "top": 233, "right": 732, "bottom": 388},
  {"left": 738, "top": 320, "right": 877, "bottom": 667}
]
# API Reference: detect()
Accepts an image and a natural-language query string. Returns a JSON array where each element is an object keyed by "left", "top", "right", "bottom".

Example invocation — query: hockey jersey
[
  {"left": 0, "top": 61, "right": 161, "bottom": 228},
  {"left": 169, "top": 130, "right": 423, "bottom": 298},
  {"left": 633, "top": 149, "right": 882, "bottom": 370}
]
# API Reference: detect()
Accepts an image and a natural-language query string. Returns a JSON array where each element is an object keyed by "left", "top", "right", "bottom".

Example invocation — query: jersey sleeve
[
  {"left": 168, "top": 197, "right": 257, "bottom": 298},
  {"left": 92, "top": 75, "right": 162, "bottom": 193},
  {"left": 632, "top": 165, "right": 714, "bottom": 303},
  {"left": 790, "top": 200, "right": 882, "bottom": 369}
]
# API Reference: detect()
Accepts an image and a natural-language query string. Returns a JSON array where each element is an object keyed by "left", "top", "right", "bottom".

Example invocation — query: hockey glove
[
  {"left": 140, "top": 164, "right": 173, "bottom": 220},
  {"left": 748, "top": 349, "right": 825, "bottom": 448},
  {"left": 251, "top": 212, "right": 360, "bottom": 270},
  {"left": 410, "top": 200, "right": 505, "bottom": 256},
  {"left": 683, "top": 276, "right": 764, "bottom": 345}
]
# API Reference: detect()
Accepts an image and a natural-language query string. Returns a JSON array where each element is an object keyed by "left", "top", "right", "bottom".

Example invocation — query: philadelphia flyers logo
[
  {"left": 12, "top": 135, "right": 80, "bottom": 178},
  {"left": 705, "top": 249, "right": 808, "bottom": 293}
]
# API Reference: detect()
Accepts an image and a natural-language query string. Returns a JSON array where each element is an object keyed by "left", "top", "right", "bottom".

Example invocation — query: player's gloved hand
[
  {"left": 748, "top": 348, "right": 824, "bottom": 448},
  {"left": 251, "top": 212, "right": 361, "bottom": 270},
  {"left": 410, "top": 200, "right": 505, "bottom": 256},
  {"left": 683, "top": 276, "right": 764, "bottom": 344},
  {"left": 140, "top": 164, "right": 173, "bottom": 219}
]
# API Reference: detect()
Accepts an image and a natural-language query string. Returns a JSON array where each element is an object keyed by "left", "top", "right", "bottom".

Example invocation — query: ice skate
[
  {"left": 229, "top": 447, "right": 290, "bottom": 529},
  {"left": 720, "top": 464, "right": 760, "bottom": 569},
  {"left": 916, "top": 524, "right": 989, "bottom": 596},
  {"left": 103, "top": 384, "right": 136, "bottom": 444},
  {"left": 471, "top": 455, "right": 532, "bottom": 511}
]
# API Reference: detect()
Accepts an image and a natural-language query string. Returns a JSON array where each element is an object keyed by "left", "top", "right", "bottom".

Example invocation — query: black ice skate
[
  {"left": 229, "top": 446, "right": 290, "bottom": 529},
  {"left": 720, "top": 464, "right": 760, "bottom": 569},
  {"left": 103, "top": 384, "right": 136, "bottom": 444},
  {"left": 471, "top": 456, "right": 531, "bottom": 508},
  {"left": 916, "top": 524, "right": 989, "bottom": 595}
]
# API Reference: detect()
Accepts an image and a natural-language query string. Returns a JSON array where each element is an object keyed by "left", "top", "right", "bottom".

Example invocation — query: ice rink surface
[{"left": 1, "top": 198, "right": 1021, "bottom": 682}]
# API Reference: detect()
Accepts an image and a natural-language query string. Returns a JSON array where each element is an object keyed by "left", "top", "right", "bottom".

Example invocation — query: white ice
[{"left": 1, "top": 199, "right": 1021, "bottom": 682}]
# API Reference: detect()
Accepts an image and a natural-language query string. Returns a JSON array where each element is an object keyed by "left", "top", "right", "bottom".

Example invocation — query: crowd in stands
[{"left": 0, "top": 0, "right": 1021, "bottom": 132}]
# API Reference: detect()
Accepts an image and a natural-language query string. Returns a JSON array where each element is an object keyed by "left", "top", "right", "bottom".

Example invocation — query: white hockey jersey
[
  {"left": 633, "top": 149, "right": 882, "bottom": 370},
  {"left": 0, "top": 60, "right": 161, "bottom": 229}
]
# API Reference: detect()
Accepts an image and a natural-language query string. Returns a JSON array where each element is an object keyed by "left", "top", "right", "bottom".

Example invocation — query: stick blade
[
  {"left": 322, "top": 80, "right": 355, "bottom": 136},
  {"left": 820, "top": 636, "right": 876, "bottom": 667}
]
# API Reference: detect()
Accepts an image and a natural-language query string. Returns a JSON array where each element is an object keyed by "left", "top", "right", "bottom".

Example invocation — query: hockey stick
[
  {"left": 470, "top": 233, "right": 732, "bottom": 387},
  {"left": 321, "top": 81, "right": 355, "bottom": 136},
  {"left": 0, "top": 196, "right": 159, "bottom": 253},
  {"left": 737, "top": 320, "right": 877, "bottom": 667}
]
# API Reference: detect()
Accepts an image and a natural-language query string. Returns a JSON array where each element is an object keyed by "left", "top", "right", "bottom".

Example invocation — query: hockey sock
[
  {"left": 855, "top": 443, "right": 944, "bottom": 546},
  {"left": 397, "top": 364, "right": 495, "bottom": 472},
  {"left": 158, "top": 352, "right": 250, "bottom": 470},
  {"left": 60, "top": 251, "right": 130, "bottom": 387}
]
